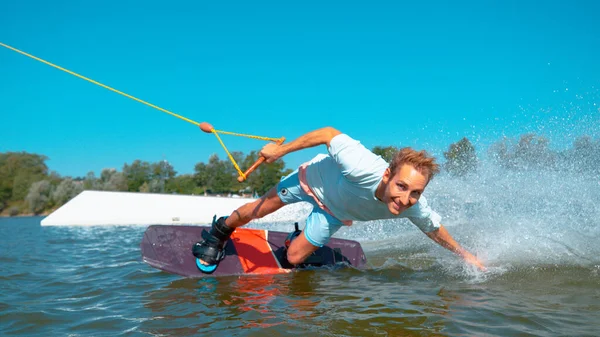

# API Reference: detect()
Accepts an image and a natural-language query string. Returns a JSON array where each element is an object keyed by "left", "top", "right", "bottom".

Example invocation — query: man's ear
[{"left": 382, "top": 167, "right": 391, "bottom": 184}]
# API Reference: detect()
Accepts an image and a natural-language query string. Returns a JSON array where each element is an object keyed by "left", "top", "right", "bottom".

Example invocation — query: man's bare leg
[
  {"left": 286, "top": 232, "right": 320, "bottom": 265},
  {"left": 225, "top": 186, "right": 286, "bottom": 228}
]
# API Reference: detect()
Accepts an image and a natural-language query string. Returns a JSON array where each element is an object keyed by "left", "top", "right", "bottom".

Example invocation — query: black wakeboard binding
[{"left": 192, "top": 215, "right": 234, "bottom": 269}]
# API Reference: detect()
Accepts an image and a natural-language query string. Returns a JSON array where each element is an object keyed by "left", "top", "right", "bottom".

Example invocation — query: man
[{"left": 193, "top": 127, "right": 486, "bottom": 272}]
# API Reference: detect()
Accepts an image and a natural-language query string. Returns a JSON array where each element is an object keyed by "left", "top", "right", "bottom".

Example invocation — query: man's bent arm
[
  {"left": 426, "top": 224, "right": 486, "bottom": 271},
  {"left": 261, "top": 127, "right": 341, "bottom": 163}
]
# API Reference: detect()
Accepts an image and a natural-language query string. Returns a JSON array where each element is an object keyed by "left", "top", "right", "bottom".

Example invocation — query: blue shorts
[{"left": 276, "top": 169, "right": 344, "bottom": 247}]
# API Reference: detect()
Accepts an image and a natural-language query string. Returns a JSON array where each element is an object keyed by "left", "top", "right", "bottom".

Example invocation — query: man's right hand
[
  {"left": 260, "top": 142, "right": 285, "bottom": 163},
  {"left": 463, "top": 252, "right": 487, "bottom": 272}
]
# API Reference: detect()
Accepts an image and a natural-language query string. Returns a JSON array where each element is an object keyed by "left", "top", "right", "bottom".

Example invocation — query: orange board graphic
[{"left": 231, "top": 229, "right": 291, "bottom": 275}]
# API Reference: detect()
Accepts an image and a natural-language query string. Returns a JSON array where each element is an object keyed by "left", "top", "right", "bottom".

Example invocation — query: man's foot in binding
[{"left": 192, "top": 215, "right": 234, "bottom": 273}]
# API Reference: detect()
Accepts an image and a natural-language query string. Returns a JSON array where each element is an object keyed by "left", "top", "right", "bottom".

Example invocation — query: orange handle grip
[{"left": 237, "top": 137, "right": 286, "bottom": 182}]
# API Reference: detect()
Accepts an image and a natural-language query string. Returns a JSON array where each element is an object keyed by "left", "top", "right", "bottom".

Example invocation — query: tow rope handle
[{"left": 237, "top": 137, "right": 286, "bottom": 182}]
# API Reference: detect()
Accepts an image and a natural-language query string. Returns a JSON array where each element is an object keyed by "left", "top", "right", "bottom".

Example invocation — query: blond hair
[{"left": 389, "top": 147, "right": 440, "bottom": 182}]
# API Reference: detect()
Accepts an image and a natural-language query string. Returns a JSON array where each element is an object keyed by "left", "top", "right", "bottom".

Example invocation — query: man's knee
[
  {"left": 286, "top": 249, "right": 308, "bottom": 265},
  {"left": 286, "top": 233, "right": 320, "bottom": 265}
]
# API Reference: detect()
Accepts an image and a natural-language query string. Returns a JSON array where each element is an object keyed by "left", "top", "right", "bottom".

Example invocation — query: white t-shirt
[{"left": 303, "top": 134, "right": 442, "bottom": 233}]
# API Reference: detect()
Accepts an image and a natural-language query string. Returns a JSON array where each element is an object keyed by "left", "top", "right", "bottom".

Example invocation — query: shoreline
[{"left": 0, "top": 212, "right": 49, "bottom": 218}]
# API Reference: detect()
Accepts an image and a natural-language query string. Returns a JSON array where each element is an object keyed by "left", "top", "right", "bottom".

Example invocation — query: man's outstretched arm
[
  {"left": 260, "top": 127, "right": 341, "bottom": 163},
  {"left": 426, "top": 224, "right": 487, "bottom": 271}
]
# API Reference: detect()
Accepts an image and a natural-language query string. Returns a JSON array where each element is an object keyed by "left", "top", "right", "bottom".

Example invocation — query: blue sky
[{"left": 1, "top": 1, "right": 599, "bottom": 178}]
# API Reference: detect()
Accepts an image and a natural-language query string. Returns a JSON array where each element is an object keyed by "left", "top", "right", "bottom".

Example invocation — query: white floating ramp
[{"left": 41, "top": 191, "right": 258, "bottom": 226}]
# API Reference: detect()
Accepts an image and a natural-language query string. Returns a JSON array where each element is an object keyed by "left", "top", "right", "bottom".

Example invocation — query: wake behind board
[{"left": 140, "top": 225, "right": 367, "bottom": 277}]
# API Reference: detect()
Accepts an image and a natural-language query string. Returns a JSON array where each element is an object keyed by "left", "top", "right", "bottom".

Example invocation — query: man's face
[{"left": 380, "top": 164, "right": 428, "bottom": 215}]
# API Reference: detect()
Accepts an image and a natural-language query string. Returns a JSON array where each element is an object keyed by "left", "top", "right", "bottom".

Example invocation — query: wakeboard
[{"left": 140, "top": 224, "right": 367, "bottom": 277}]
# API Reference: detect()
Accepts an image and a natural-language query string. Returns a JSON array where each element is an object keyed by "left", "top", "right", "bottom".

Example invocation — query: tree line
[
  {"left": 0, "top": 151, "right": 291, "bottom": 216},
  {"left": 442, "top": 134, "right": 600, "bottom": 177},
  {"left": 369, "top": 134, "right": 599, "bottom": 178},
  {"left": 1, "top": 133, "right": 598, "bottom": 216}
]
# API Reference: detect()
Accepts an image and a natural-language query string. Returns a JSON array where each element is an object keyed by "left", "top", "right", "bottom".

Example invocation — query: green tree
[
  {"left": 123, "top": 160, "right": 152, "bottom": 192},
  {"left": 51, "top": 178, "right": 84, "bottom": 206},
  {"left": 488, "top": 137, "right": 510, "bottom": 167},
  {"left": 149, "top": 160, "right": 176, "bottom": 193},
  {"left": 242, "top": 151, "right": 291, "bottom": 196},
  {"left": 193, "top": 162, "right": 209, "bottom": 188},
  {"left": 563, "top": 135, "right": 600, "bottom": 174},
  {"left": 83, "top": 171, "right": 98, "bottom": 190},
  {"left": 0, "top": 152, "right": 49, "bottom": 203},
  {"left": 82, "top": 169, "right": 127, "bottom": 191},
  {"left": 151, "top": 160, "right": 176, "bottom": 181},
  {"left": 147, "top": 179, "right": 164, "bottom": 193},
  {"left": 193, "top": 153, "right": 238, "bottom": 194},
  {"left": 12, "top": 172, "right": 42, "bottom": 201},
  {"left": 25, "top": 180, "right": 53, "bottom": 214},
  {"left": 444, "top": 137, "right": 478, "bottom": 177},
  {"left": 372, "top": 146, "right": 398, "bottom": 163},
  {"left": 47, "top": 171, "right": 63, "bottom": 186},
  {"left": 514, "top": 134, "right": 555, "bottom": 168},
  {"left": 207, "top": 154, "right": 238, "bottom": 194},
  {"left": 489, "top": 134, "right": 556, "bottom": 170},
  {"left": 573, "top": 135, "right": 596, "bottom": 151},
  {"left": 165, "top": 174, "right": 198, "bottom": 194},
  {"left": 138, "top": 181, "right": 150, "bottom": 193},
  {"left": 99, "top": 168, "right": 127, "bottom": 191}
]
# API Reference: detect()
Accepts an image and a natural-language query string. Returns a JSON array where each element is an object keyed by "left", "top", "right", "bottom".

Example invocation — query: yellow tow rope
[{"left": 0, "top": 42, "right": 283, "bottom": 181}]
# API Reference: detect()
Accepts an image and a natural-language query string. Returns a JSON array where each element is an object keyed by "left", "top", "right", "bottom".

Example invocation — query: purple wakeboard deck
[{"left": 140, "top": 225, "right": 367, "bottom": 278}]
